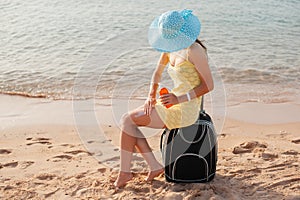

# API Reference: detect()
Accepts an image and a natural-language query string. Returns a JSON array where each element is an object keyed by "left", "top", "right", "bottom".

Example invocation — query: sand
[{"left": 0, "top": 94, "right": 299, "bottom": 199}]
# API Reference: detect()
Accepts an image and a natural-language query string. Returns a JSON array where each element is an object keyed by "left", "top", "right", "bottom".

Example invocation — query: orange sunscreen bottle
[{"left": 159, "top": 87, "right": 173, "bottom": 108}]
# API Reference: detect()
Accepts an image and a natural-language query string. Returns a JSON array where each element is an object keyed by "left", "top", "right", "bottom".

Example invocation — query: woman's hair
[{"left": 195, "top": 39, "right": 207, "bottom": 51}]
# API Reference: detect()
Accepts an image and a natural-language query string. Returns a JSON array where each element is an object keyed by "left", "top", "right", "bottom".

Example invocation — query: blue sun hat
[{"left": 148, "top": 9, "right": 201, "bottom": 52}]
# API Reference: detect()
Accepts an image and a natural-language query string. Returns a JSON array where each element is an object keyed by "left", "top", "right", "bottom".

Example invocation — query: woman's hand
[
  {"left": 144, "top": 97, "right": 156, "bottom": 116},
  {"left": 159, "top": 93, "right": 179, "bottom": 107}
]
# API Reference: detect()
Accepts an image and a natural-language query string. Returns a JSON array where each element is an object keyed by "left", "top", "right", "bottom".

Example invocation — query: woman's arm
[
  {"left": 148, "top": 53, "right": 169, "bottom": 99},
  {"left": 177, "top": 43, "right": 214, "bottom": 103},
  {"left": 144, "top": 53, "right": 169, "bottom": 115}
]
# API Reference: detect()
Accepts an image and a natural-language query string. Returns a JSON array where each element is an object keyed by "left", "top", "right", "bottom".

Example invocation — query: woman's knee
[
  {"left": 120, "top": 113, "right": 134, "bottom": 129},
  {"left": 120, "top": 113, "right": 129, "bottom": 125},
  {"left": 120, "top": 108, "right": 151, "bottom": 128}
]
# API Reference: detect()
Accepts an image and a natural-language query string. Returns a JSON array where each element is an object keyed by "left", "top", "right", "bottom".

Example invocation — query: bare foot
[
  {"left": 114, "top": 171, "right": 133, "bottom": 188},
  {"left": 145, "top": 168, "right": 164, "bottom": 182}
]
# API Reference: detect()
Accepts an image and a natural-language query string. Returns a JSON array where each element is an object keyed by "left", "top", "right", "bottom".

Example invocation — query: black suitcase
[{"left": 160, "top": 97, "right": 218, "bottom": 183}]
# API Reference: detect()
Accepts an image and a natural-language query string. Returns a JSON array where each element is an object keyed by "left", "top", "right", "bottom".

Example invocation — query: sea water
[{"left": 0, "top": 0, "right": 299, "bottom": 102}]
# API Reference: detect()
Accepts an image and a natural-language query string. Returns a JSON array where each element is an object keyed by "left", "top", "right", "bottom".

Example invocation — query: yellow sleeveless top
[{"left": 155, "top": 59, "right": 202, "bottom": 129}]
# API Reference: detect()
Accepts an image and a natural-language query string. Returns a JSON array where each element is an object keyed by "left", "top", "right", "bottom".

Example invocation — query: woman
[{"left": 114, "top": 9, "right": 214, "bottom": 188}]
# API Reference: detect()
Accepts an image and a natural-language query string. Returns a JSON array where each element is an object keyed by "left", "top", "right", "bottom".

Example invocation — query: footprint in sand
[
  {"left": 47, "top": 150, "right": 94, "bottom": 163},
  {"left": 0, "top": 149, "right": 12, "bottom": 155},
  {"left": 20, "top": 161, "right": 35, "bottom": 169},
  {"left": 291, "top": 139, "right": 300, "bottom": 144},
  {"left": 2, "top": 161, "right": 18, "bottom": 168},
  {"left": 260, "top": 152, "right": 278, "bottom": 161},
  {"left": 282, "top": 150, "right": 298, "bottom": 155},
  {"left": 0, "top": 161, "right": 34, "bottom": 169},
  {"left": 60, "top": 144, "right": 76, "bottom": 148},
  {"left": 97, "top": 167, "right": 107, "bottom": 173},
  {"left": 64, "top": 150, "right": 93, "bottom": 156},
  {"left": 26, "top": 137, "right": 52, "bottom": 146},
  {"left": 232, "top": 141, "right": 267, "bottom": 154},
  {"left": 35, "top": 173, "right": 57, "bottom": 181},
  {"left": 74, "top": 171, "right": 90, "bottom": 179},
  {"left": 48, "top": 154, "right": 73, "bottom": 162}
]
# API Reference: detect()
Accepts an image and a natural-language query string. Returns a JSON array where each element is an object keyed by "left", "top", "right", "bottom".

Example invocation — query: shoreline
[
  {"left": 1, "top": 94, "right": 299, "bottom": 199},
  {"left": 1, "top": 93, "right": 299, "bottom": 127}
]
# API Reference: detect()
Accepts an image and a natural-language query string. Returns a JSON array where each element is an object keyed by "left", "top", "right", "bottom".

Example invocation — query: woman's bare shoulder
[
  {"left": 189, "top": 42, "right": 206, "bottom": 54},
  {"left": 188, "top": 42, "right": 207, "bottom": 61}
]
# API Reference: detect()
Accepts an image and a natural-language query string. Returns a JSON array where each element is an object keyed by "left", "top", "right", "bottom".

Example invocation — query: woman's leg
[{"left": 114, "top": 106, "right": 165, "bottom": 187}]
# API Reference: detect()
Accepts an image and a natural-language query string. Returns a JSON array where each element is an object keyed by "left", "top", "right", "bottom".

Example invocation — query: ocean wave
[
  {"left": 0, "top": 91, "right": 48, "bottom": 99},
  {"left": 1, "top": 66, "right": 299, "bottom": 101},
  {"left": 217, "top": 67, "right": 299, "bottom": 85}
]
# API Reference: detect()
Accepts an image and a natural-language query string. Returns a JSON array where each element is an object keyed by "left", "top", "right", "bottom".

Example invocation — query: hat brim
[{"left": 148, "top": 14, "right": 201, "bottom": 53}]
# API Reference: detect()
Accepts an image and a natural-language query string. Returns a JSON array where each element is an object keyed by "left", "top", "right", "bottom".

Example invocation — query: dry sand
[{"left": 0, "top": 94, "right": 299, "bottom": 199}]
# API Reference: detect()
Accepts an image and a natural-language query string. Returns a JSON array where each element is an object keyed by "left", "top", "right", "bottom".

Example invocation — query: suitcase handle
[
  {"left": 201, "top": 95, "right": 204, "bottom": 112},
  {"left": 160, "top": 129, "right": 167, "bottom": 152}
]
